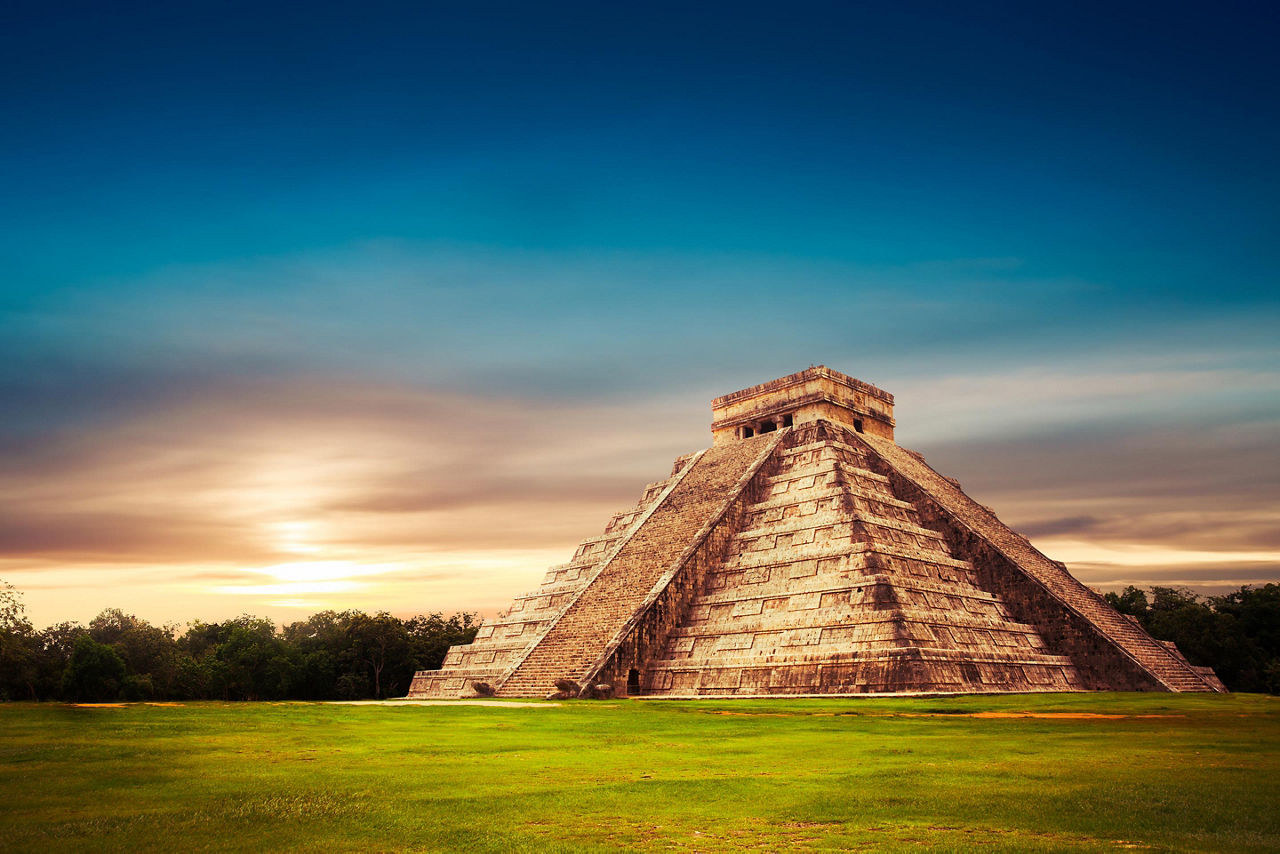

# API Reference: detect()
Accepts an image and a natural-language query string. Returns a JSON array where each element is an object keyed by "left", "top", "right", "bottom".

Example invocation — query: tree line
[
  {"left": 1103, "top": 583, "right": 1280, "bottom": 694},
  {"left": 2, "top": 581, "right": 1277, "bottom": 700},
  {"left": 0, "top": 581, "right": 477, "bottom": 702}
]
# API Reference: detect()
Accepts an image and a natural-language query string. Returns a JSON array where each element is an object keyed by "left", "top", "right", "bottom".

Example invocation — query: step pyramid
[{"left": 407, "top": 367, "right": 1223, "bottom": 698}]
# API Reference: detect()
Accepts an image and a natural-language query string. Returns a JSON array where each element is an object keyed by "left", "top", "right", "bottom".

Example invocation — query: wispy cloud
[
  {"left": 2, "top": 243, "right": 1276, "bottom": 626},
  {"left": 0, "top": 372, "right": 702, "bottom": 625}
]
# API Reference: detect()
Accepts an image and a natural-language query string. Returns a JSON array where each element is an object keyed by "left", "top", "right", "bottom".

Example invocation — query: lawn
[{"left": 1, "top": 693, "right": 1277, "bottom": 852}]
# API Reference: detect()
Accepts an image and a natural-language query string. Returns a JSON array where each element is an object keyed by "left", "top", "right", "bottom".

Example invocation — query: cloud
[
  {"left": 1016, "top": 515, "right": 1103, "bottom": 538},
  {"left": 0, "top": 370, "right": 708, "bottom": 625},
  {"left": 1037, "top": 541, "right": 1280, "bottom": 568},
  {"left": 8, "top": 241, "right": 1277, "bottom": 415},
  {"left": 892, "top": 363, "right": 1280, "bottom": 445},
  {"left": 1, "top": 242, "right": 1277, "bottom": 627},
  {"left": 915, "top": 409, "right": 1280, "bottom": 555},
  {"left": 1069, "top": 561, "right": 1280, "bottom": 596},
  {"left": 4, "top": 350, "right": 1280, "bottom": 628},
  {"left": 0, "top": 512, "right": 266, "bottom": 563}
]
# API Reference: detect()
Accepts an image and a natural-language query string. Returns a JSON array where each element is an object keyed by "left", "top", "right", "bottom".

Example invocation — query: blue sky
[{"left": 2, "top": 1, "right": 1277, "bottom": 626}]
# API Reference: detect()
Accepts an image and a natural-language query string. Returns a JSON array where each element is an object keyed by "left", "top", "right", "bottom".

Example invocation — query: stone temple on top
[{"left": 408, "top": 367, "right": 1224, "bottom": 698}]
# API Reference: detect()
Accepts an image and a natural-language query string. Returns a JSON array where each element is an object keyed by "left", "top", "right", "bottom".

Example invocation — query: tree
[
  {"left": 405, "top": 612, "right": 479, "bottom": 667},
  {"left": 1143, "top": 587, "right": 1222, "bottom": 670},
  {"left": 1104, "top": 585, "right": 1150, "bottom": 618},
  {"left": 212, "top": 616, "right": 293, "bottom": 701},
  {"left": 89, "top": 608, "right": 180, "bottom": 698},
  {"left": 283, "top": 610, "right": 357, "bottom": 700},
  {"left": 348, "top": 612, "right": 410, "bottom": 699},
  {"left": 61, "top": 635, "right": 127, "bottom": 702},
  {"left": 0, "top": 581, "right": 38, "bottom": 701},
  {"left": 1209, "top": 584, "right": 1280, "bottom": 693},
  {"left": 1103, "top": 583, "right": 1280, "bottom": 694},
  {"left": 0, "top": 580, "right": 28, "bottom": 629},
  {"left": 36, "top": 621, "right": 88, "bottom": 699}
]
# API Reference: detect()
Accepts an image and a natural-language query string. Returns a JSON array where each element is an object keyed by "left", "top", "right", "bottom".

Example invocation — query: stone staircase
[
  {"left": 409, "top": 366, "right": 1225, "bottom": 699},
  {"left": 860, "top": 434, "right": 1219, "bottom": 692},
  {"left": 405, "top": 465, "right": 686, "bottom": 698},
  {"left": 642, "top": 428, "right": 1081, "bottom": 696},
  {"left": 495, "top": 434, "right": 777, "bottom": 697}
]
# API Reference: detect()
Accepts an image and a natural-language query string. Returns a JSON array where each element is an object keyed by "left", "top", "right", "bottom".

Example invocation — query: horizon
[{"left": 2, "top": 2, "right": 1277, "bottom": 629}]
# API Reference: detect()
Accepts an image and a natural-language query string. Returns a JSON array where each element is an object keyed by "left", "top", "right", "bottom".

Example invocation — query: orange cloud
[
  {"left": 2, "top": 367, "right": 1277, "bottom": 628},
  {"left": 0, "top": 376, "right": 703, "bottom": 626}
]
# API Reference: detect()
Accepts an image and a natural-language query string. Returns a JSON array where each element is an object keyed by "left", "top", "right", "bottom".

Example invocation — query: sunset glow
[{"left": 1, "top": 4, "right": 1276, "bottom": 630}]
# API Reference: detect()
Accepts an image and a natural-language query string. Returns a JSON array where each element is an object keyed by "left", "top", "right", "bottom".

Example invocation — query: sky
[{"left": 2, "top": 1, "right": 1278, "bottom": 629}]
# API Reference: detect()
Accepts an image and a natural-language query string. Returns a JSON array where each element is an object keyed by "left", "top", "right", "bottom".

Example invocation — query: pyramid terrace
[{"left": 408, "top": 367, "right": 1224, "bottom": 698}]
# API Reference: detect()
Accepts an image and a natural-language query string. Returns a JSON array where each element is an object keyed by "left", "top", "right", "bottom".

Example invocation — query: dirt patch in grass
[
  {"left": 69, "top": 702, "right": 185, "bottom": 709},
  {"left": 328, "top": 699, "right": 561, "bottom": 707},
  {"left": 967, "top": 712, "right": 1185, "bottom": 720},
  {"left": 701, "top": 709, "right": 1186, "bottom": 720}
]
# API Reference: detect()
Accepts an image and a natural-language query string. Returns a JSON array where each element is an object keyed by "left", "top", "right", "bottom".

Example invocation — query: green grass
[{"left": 1, "top": 693, "right": 1277, "bottom": 852}]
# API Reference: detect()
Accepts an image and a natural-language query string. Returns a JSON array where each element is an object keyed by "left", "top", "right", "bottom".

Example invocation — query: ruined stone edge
[
  {"left": 489, "top": 448, "right": 709, "bottom": 695},
  {"left": 576, "top": 432, "right": 786, "bottom": 692}
]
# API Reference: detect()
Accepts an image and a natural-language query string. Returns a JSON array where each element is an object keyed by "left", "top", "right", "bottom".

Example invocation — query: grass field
[{"left": 1, "top": 693, "right": 1277, "bottom": 852}]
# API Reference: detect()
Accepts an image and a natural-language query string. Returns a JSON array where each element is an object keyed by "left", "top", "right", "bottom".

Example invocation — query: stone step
[
  {"left": 495, "top": 435, "right": 778, "bottom": 697},
  {"left": 860, "top": 434, "right": 1219, "bottom": 693}
]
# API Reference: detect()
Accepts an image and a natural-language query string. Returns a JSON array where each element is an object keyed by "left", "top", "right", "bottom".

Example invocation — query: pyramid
[{"left": 408, "top": 367, "right": 1224, "bottom": 698}]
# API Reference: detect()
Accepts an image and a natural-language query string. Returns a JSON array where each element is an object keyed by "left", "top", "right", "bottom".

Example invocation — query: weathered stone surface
[
  {"left": 406, "top": 367, "right": 1224, "bottom": 698},
  {"left": 711, "top": 366, "right": 895, "bottom": 444},
  {"left": 403, "top": 463, "right": 688, "bottom": 699}
]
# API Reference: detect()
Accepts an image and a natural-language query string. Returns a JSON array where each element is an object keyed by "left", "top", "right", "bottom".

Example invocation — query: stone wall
[
  {"left": 494, "top": 434, "right": 781, "bottom": 697},
  {"left": 405, "top": 466, "right": 686, "bottom": 698},
  {"left": 711, "top": 366, "right": 895, "bottom": 444},
  {"left": 858, "top": 432, "right": 1218, "bottom": 692},
  {"left": 586, "top": 443, "right": 774, "bottom": 695},
  {"left": 641, "top": 423, "right": 1081, "bottom": 696},
  {"left": 882, "top": 476, "right": 1163, "bottom": 691},
  {"left": 408, "top": 368, "right": 1223, "bottom": 698}
]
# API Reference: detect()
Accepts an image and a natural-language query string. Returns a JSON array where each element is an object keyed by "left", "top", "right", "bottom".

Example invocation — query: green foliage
[
  {"left": 0, "top": 695, "right": 1277, "bottom": 852},
  {"left": 1102, "top": 584, "right": 1149, "bottom": 617},
  {"left": 60, "top": 635, "right": 127, "bottom": 702},
  {"left": 346, "top": 611, "right": 410, "bottom": 699},
  {"left": 0, "top": 579, "right": 477, "bottom": 702},
  {"left": 1212, "top": 584, "right": 1280, "bottom": 693},
  {"left": 0, "top": 581, "right": 39, "bottom": 701},
  {"left": 1105, "top": 583, "right": 1280, "bottom": 693},
  {"left": 209, "top": 616, "right": 293, "bottom": 701},
  {"left": 405, "top": 611, "right": 479, "bottom": 671},
  {"left": 90, "top": 608, "right": 179, "bottom": 698},
  {"left": 15, "top": 574, "right": 1277, "bottom": 701},
  {"left": 34, "top": 622, "right": 88, "bottom": 699},
  {"left": 0, "top": 579, "right": 30, "bottom": 631}
]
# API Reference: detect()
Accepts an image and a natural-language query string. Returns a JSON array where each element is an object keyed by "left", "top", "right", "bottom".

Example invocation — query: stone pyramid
[{"left": 408, "top": 368, "right": 1224, "bottom": 698}]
